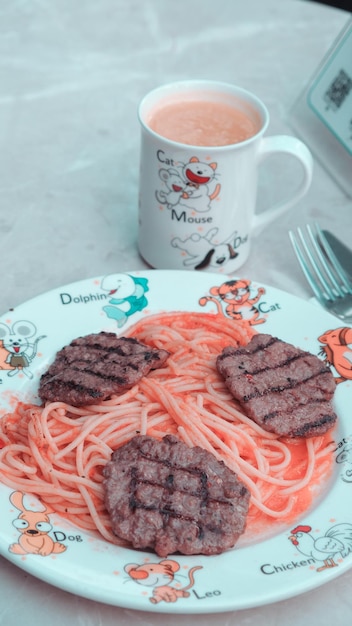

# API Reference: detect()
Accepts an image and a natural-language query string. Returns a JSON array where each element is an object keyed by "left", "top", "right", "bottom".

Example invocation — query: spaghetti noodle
[{"left": 0, "top": 312, "right": 335, "bottom": 546}]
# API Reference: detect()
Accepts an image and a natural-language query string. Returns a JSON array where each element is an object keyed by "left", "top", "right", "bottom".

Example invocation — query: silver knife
[{"left": 322, "top": 230, "right": 352, "bottom": 281}]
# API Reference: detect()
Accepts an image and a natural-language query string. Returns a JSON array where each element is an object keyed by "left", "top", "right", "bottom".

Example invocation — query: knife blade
[{"left": 321, "top": 230, "right": 352, "bottom": 282}]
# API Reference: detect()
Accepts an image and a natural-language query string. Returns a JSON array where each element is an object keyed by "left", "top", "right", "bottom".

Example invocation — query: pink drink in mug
[
  {"left": 138, "top": 81, "right": 313, "bottom": 273},
  {"left": 147, "top": 98, "right": 260, "bottom": 146}
]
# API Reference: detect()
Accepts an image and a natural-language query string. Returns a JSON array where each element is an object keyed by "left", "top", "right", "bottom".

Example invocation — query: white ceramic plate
[{"left": 0, "top": 270, "right": 351, "bottom": 614}]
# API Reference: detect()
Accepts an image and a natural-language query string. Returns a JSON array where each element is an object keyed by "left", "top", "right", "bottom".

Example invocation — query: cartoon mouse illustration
[
  {"left": 155, "top": 168, "right": 186, "bottom": 208},
  {"left": 9, "top": 491, "right": 66, "bottom": 556},
  {"left": 318, "top": 327, "right": 352, "bottom": 384},
  {"left": 179, "top": 157, "right": 221, "bottom": 213},
  {"left": 124, "top": 559, "right": 202, "bottom": 604},
  {"left": 199, "top": 279, "right": 266, "bottom": 325},
  {"left": 0, "top": 321, "right": 46, "bottom": 378}
]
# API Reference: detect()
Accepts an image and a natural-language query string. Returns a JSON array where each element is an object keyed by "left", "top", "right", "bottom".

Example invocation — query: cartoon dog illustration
[
  {"left": 155, "top": 168, "right": 186, "bottom": 208},
  {"left": 9, "top": 491, "right": 66, "bottom": 556},
  {"left": 100, "top": 273, "right": 149, "bottom": 328},
  {"left": 318, "top": 327, "right": 352, "bottom": 384},
  {"left": 171, "top": 227, "right": 238, "bottom": 269},
  {"left": 199, "top": 279, "right": 266, "bottom": 325},
  {"left": 0, "top": 321, "right": 46, "bottom": 379},
  {"left": 124, "top": 559, "right": 202, "bottom": 604},
  {"left": 179, "top": 157, "right": 221, "bottom": 213}
]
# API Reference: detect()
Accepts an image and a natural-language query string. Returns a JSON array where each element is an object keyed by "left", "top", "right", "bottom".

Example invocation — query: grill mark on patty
[
  {"left": 44, "top": 375, "right": 127, "bottom": 397},
  {"left": 263, "top": 400, "right": 335, "bottom": 422},
  {"left": 236, "top": 352, "right": 304, "bottom": 377},
  {"left": 242, "top": 362, "right": 330, "bottom": 401},
  {"left": 40, "top": 364, "right": 133, "bottom": 395},
  {"left": 71, "top": 335, "right": 140, "bottom": 351},
  {"left": 292, "top": 415, "right": 336, "bottom": 436},
  {"left": 129, "top": 455, "right": 233, "bottom": 506},
  {"left": 217, "top": 335, "right": 277, "bottom": 361},
  {"left": 291, "top": 414, "right": 337, "bottom": 437},
  {"left": 128, "top": 460, "right": 233, "bottom": 539},
  {"left": 69, "top": 336, "right": 162, "bottom": 363},
  {"left": 38, "top": 333, "right": 170, "bottom": 406},
  {"left": 78, "top": 346, "right": 161, "bottom": 362},
  {"left": 216, "top": 333, "right": 338, "bottom": 438},
  {"left": 66, "top": 355, "right": 142, "bottom": 371},
  {"left": 54, "top": 381, "right": 103, "bottom": 398},
  {"left": 104, "top": 435, "right": 249, "bottom": 556},
  {"left": 49, "top": 361, "right": 139, "bottom": 384},
  {"left": 58, "top": 348, "right": 160, "bottom": 367}
]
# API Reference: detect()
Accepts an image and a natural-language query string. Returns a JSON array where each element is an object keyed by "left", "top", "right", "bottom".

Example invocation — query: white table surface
[{"left": 1, "top": 1, "right": 352, "bottom": 624}]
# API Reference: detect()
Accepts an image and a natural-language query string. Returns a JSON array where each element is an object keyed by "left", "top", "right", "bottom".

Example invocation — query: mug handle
[{"left": 252, "top": 135, "right": 313, "bottom": 233}]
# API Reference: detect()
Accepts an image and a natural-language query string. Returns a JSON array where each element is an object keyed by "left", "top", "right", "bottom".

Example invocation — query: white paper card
[
  {"left": 308, "top": 26, "right": 352, "bottom": 156},
  {"left": 289, "top": 18, "right": 352, "bottom": 197}
]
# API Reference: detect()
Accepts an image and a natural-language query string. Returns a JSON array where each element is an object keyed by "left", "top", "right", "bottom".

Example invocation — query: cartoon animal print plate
[{"left": 0, "top": 271, "right": 351, "bottom": 613}]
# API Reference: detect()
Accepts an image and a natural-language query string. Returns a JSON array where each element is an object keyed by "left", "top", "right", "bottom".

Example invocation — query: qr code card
[{"left": 308, "top": 24, "right": 352, "bottom": 156}]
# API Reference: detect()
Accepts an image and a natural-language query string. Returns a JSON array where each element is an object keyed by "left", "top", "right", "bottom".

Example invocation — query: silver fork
[{"left": 289, "top": 223, "right": 352, "bottom": 324}]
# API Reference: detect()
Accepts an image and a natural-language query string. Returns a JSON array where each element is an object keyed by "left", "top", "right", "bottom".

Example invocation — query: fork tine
[
  {"left": 289, "top": 223, "right": 352, "bottom": 303},
  {"left": 288, "top": 229, "right": 327, "bottom": 304},
  {"left": 290, "top": 224, "right": 352, "bottom": 323},
  {"left": 315, "top": 223, "right": 352, "bottom": 295},
  {"left": 305, "top": 224, "right": 346, "bottom": 299}
]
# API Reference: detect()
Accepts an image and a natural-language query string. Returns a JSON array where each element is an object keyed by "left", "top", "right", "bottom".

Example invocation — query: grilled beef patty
[
  {"left": 103, "top": 435, "right": 250, "bottom": 557},
  {"left": 38, "top": 332, "right": 169, "bottom": 406},
  {"left": 216, "top": 333, "right": 337, "bottom": 438}
]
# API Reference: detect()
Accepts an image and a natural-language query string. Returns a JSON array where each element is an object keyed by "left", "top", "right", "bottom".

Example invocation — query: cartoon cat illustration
[
  {"left": 318, "top": 327, "right": 352, "bottom": 383},
  {"left": 178, "top": 157, "right": 221, "bottom": 213},
  {"left": 199, "top": 279, "right": 266, "bottom": 325}
]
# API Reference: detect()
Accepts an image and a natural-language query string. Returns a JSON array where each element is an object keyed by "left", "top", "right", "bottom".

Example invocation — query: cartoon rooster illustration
[{"left": 288, "top": 523, "right": 352, "bottom": 572}]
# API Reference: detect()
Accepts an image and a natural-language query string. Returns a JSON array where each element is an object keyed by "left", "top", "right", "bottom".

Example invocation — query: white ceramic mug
[{"left": 137, "top": 80, "right": 313, "bottom": 272}]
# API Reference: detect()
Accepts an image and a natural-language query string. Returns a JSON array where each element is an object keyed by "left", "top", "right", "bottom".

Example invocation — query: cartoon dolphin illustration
[{"left": 101, "top": 273, "right": 149, "bottom": 327}]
